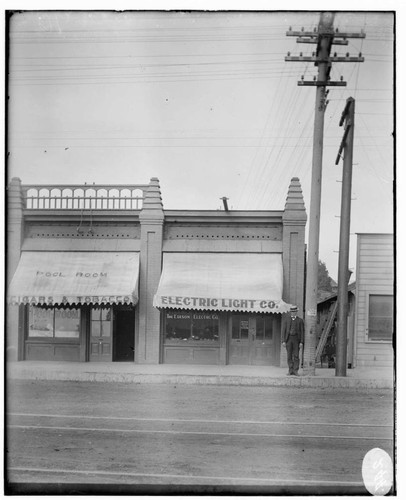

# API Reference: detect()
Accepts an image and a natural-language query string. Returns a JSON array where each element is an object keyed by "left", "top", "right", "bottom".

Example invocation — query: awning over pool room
[
  {"left": 153, "top": 252, "right": 292, "bottom": 314},
  {"left": 7, "top": 251, "right": 139, "bottom": 306}
]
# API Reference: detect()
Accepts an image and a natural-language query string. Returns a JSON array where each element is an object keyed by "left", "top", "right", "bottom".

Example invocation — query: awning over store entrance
[
  {"left": 153, "top": 253, "right": 292, "bottom": 314},
  {"left": 7, "top": 251, "right": 139, "bottom": 306}
]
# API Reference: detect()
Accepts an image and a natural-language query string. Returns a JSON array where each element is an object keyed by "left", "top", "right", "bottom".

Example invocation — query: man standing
[{"left": 281, "top": 305, "right": 304, "bottom": 376}]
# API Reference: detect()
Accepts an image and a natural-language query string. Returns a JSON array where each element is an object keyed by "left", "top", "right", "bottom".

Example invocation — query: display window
[
  {"left": 164, "top": 310, "right": 219, "bottom": 344},
  {"left": 28, "top": 305, "right": 80, "bottom": 339}
]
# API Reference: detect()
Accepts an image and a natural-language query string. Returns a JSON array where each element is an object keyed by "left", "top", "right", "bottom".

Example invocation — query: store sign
[
  {"left": 193, "top": 313, "right": 219, "bottom": 321},
  {"left": 35, "top": 271, "right": 108, "bottom": 278},
  {"left": 8, "top": 295, "right": 132, "bottom": 305},
  {"left": 159, "top": 295, "right": 280, "bottom": 311},
  {"left": 166, "top": 311, "right": 219, "bottom": 321}
]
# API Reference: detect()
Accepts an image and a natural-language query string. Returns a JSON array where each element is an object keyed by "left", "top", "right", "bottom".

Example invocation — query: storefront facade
[
  {"left": 7, "top": 176, "right": 307, "bottom": 367},
  {"left": 154, "top": 252, "right": 289, "bottom": 365}
]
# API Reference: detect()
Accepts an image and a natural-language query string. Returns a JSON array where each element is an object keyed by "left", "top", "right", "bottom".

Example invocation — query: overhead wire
[
  {"left": 235, "top": 32, "right": 301, "bottom": 208},
  {"left": 237, "top": 65, "right": 296, "bottom": 208},
  {"left": 254, "top": 86, "right": 309, "bottom": 208},
  {"left": 8, "top": 13, "right": 393, "bottom": 210}
]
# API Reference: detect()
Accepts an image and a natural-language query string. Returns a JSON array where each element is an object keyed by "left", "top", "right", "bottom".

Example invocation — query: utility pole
[
  {"left": 285, "top": 13, "right": 365, "bottom": 375},
  {"left": 335, "top": 97, "right": 355, "bottom": 377}
]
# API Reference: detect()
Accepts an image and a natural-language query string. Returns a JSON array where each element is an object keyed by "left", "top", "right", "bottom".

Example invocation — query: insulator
[
  {"left": 313, "top": 76, "right": 316, "bottom": 81},
  {"left": 334, "top": 52, "right": 337, "bottom": 57},
  {"left": 336, "top": 28, "right": 339, "bottom": 32},
  {"left": 312, "top": 52, "right": 315, "bottom": 56},
  {"left": 359, "top": 52, "right": 362, "bottom": 57},
  {"left": 301, "top": 27, "right": 304, "bottom": 31},
  {"left": 346, "top": 52, "right": 349, "bottom": 57},
  {"left": 300, "top": 52, "right": 303, "bottom": 57},
  {"left": 289, "top": 26, "right": 292, "bottom": 31},
  {"left": 314, "top": 28, "right": 317, "bottom": 32},
  {"left": 340, "top": 75, "right": 343, "bottom": 81},
  {"left": 301, "top": 75, "right": 304, "bottom": 80},
  {"left": 287, "top": 51, "right": 291, "bottom": 56}
]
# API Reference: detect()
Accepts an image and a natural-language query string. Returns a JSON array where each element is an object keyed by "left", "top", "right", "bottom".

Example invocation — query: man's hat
[{"left": 290, "top": 306, "right": 298, "bottom": 312}]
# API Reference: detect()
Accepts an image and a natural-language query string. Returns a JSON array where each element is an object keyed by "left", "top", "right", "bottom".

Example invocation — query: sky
[{"left": 6, "top": 8, "right": 395, "bottom": 280}]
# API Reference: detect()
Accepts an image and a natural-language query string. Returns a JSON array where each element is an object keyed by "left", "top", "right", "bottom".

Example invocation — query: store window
[
  {"left": 28, "top": 306, "right": 80, "bottom": 339},
  {"left": 164, "top": 310, "right": 219, "bottom": 343},
  {"left": 368, "top": 294, "right": 393, "bottom": 342}
]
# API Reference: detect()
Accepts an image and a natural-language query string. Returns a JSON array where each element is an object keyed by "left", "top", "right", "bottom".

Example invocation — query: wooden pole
[
  {"left": 336, "top": 97, "right": 355, "bottom": 377},
  {"left": 302, "top": 12, "right": 335, "bottom": 376}
]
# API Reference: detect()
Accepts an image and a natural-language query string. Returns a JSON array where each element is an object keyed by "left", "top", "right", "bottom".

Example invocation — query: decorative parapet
[
  {"left": 282, "top": 177, "right": 307, "bottom": 224},
  {"left": 21, "top": 184, "right": 150, "bottom": 210},
  {"left": 139, "top": 177, "right": 164, "bottom": 223},
  {"left": 7, "top": 177, "right": 25, "bottom": 215}
]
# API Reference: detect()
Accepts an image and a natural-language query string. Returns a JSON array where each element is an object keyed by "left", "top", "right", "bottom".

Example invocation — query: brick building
[{"left": 7, "top": 176, "right": 307, "bottom": 366}]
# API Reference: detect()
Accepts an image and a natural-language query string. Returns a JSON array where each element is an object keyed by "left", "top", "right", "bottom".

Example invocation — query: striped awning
[
  {"left": 7, "top": 251, "right": 139, "bottom": 306},
  {"left": 153, "top": 252, "right": 292, "bottom": 314}
]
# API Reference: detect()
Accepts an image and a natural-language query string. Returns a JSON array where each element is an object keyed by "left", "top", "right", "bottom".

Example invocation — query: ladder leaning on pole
[{"left": 315, "top": 301, "right": 338, "bottom": 364}]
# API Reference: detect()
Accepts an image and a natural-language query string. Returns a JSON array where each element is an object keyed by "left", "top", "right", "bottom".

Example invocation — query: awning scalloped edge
[{"left": 154, "top": 304, "right": 291, "bottom": 315}]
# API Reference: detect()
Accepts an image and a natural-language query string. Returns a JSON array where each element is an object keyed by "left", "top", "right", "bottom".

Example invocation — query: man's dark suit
[{"left": 281, "top": 313, "right": 304, "bottom": 375}]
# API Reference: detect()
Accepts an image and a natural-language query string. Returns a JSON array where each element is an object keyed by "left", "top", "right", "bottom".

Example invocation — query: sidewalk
[{"left": 6, "top": 361, "right": 394, "bottom": 389}]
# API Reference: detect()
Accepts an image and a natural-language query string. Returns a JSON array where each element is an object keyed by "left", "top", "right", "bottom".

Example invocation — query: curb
[{"left": 7, "top": 370, "right": 393, "bottom": 389}]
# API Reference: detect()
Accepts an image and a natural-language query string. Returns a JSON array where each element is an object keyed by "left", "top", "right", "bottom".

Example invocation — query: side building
[
  {"left": 353, "top": 233, "right": 394, "bottom": 369},
  {"left": 7, "top": 177, "right": 307, "bottom": 367}
]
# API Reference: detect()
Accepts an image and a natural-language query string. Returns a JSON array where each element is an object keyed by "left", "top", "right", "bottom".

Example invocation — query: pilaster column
[
  {"left": 137, "top": 178, "right": 164, "bottom": 364},
  {"left": 281, "top": 177, "right": 307, "bottom": 367},
  {"left": 7, "top": 177, "right": 24, "bottom": 361}
]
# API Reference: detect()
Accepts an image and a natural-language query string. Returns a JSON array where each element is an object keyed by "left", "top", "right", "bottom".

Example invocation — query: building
[
  {"left": 7, "top": 177, "right": 307, "bottom": 366},
  {"left": 353, "top": 233, "right": 394, "bottom": 368}
]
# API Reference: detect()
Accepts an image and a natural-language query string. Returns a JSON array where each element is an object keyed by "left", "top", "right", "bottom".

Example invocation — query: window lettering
[
  {"left": 164, "top": 309, "right": 219, "bottom": 344},
  {"left": 28, "top": 305, "right": 80, "bottom": 339}
]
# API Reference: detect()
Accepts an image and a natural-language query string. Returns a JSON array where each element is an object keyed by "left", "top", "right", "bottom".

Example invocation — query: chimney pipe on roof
[{"left": 221, "top": 197, "right": 229, "bottom": 211}]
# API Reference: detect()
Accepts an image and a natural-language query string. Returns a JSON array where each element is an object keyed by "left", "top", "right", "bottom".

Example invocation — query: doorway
[
  {"left": 89, "top": 308, "right": 112, "bottom": 362},
  {"left": 229, "top": 313, "right": 280, "bottom": 365},
  {"left": 113, "top": 306, "right": 135, "bottom": 362}
]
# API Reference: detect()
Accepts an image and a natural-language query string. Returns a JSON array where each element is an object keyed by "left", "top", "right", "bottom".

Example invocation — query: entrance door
[
  {"left": 229, "top": 314, "right": 252, "bottom": 364},
  {"left": 229, "top": 314, "right": 279, "bottom": 365},
  {"left": 113, "top": 307, "right": 135, "bottom": 362},
  {"left": 253, "top": 315, "right": 278, "bottom": 365},
  {"left": 89, "top": 308, "right": 112, "bottom": 362}
]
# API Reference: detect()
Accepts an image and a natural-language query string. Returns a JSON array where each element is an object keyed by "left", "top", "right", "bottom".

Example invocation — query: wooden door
[
  {"left": 229, "top": 314, "right": 279, "bottom": 365},
  {"left": 251, "top": 315, "right": 276, "bottom": 365},
  {"left": 89, "top": 308, "right": 112, "bottom": 362},
  {"left": 229, "top": 314, "right": 254, "bottom": 364}
]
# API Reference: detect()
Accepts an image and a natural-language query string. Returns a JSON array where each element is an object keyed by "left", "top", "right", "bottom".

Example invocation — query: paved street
[{"left": 5, "top": 380, "right": 394, "bottom": 494}]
